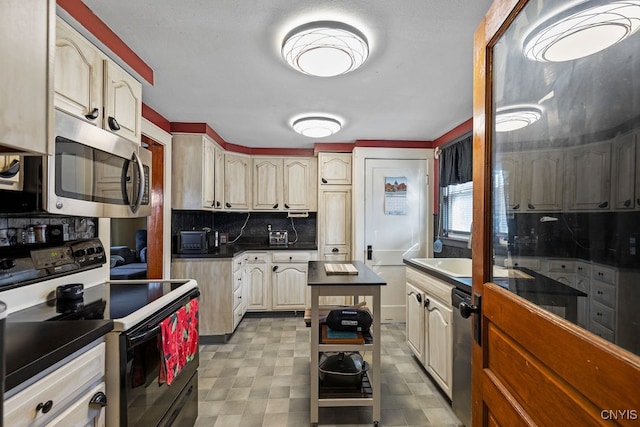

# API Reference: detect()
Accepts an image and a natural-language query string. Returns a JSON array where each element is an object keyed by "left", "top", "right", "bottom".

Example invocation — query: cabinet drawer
[
  {"left": 233, "top": 286, "right": 242, "bottom": 310},
  {"left": 576, "top": 261, "right": 591, "bottom": 277},
  {"left": 46, "top": 382, "right": 105, "bottom": 427},
  {"left": 272, "top": 252, "right": 311, "bottom": 263},
  {"left": 592, "top": 264, "right": 617, "bottom": 284},
  {"left": 505, "top": 257, "right": 541, "bottom": 271},
  {"left": 233, "top": 303, "right": 243, "bottom": 329},
  {"left": 5, "top": 342, "right": 105, "bottom": 427},
  {"left": 233, "top": 270, "right": 243, "bottom": 291},
  {"left": 547, "top": 259, "right": 575, "bottom": 273},
  {"left": 245, "top": 252, "right": 268, "bottom": 263},
  {"left": 406, "top": 267, "right": 454, "bottom": 304},
  {"left": 233, "top": 256, "right": 245, "bottom": 272},
  {"left": 590, "top": 300, "right": 616, "bottom": 331},
  {"left": 591, "top": 280, "right": 616, "bottom": 308},
  {"left": 590, "top": 319, "right": 615, "bottom": 342}
]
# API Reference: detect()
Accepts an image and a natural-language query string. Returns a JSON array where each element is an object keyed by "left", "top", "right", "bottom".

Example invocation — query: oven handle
[
  {"left": 130, "top": 151, "right": 145, "bottom": 214},
  {"left": 128, "top": 325, "right": 161, "bottom": 347}
]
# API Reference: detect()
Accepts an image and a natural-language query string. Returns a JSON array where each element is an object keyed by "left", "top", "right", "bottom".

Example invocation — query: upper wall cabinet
[
  {"left": 172, "top": 134, "right": 219, "bottom": 210},
  {"left": 252, "top": 157, "right": 317, "bottom": 211},
  {"left": 55, "top": 18, "right": 142, "bottom": 144},
  {"left": 319, "top": 152, "right": 352, "bottom": 185},
  {"left": 565, "top": 141, "right": 612, "bottom": 211},
  {"left": 0, "top": 0, "right": 54, "bottom": 155},
  {"left": 225, "top": 153, "right": 252, "bottom": 210},
  {"left": 611, "top": 131, "right": 637, "bottom": 210}
]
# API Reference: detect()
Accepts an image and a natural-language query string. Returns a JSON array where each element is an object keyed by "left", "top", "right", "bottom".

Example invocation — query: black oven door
[{"left": 121, "top": 290, "right": 199, "bottom": 427}]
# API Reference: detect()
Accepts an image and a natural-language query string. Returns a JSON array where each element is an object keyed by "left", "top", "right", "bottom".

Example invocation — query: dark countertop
[
  {"left": 172, "top": 242, "right": 318, "bottom": 259},
  {"left": 307, "top": 261, "right": 387, "bottom": 286},
  {"left": 5, "top": 319, "right": 113, "bottom": 392}
]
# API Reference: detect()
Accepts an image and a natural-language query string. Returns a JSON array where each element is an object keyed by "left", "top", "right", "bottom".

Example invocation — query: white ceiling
[{"left": 77, "top": 0, "right": 493, "bottom": 149}]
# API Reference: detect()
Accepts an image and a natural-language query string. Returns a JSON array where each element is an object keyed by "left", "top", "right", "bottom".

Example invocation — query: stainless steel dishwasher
[{"left": 451, "top": 288, "right": 472, "bottom": 427}]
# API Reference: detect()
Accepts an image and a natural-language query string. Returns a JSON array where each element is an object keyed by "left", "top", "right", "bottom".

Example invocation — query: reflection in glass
[{"left": 491, "top": 0, "right": 640, "bottom": 357}]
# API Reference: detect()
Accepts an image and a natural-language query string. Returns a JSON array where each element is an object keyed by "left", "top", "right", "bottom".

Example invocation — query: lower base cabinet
[{"left": 405, "top": 266, "right": 454, "bottom": 398}]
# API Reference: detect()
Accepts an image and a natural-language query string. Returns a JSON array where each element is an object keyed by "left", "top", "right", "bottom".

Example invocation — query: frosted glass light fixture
[
  {"left": 495, "top": 105, "right": 543, "bottom": 132},
  {"left": 282, "top": 21, "right": 369, "bottom": 77},
  {"left": 292, "top": 117, "right": 342, "bottom": 138},
  {"left": 523, "top": 0, "right": 640, "bottom": 62}
]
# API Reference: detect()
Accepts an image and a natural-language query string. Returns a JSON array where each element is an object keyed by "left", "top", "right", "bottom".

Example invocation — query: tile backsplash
[{"left": 0, "top": 215, "right": 98, "bottom": 246}]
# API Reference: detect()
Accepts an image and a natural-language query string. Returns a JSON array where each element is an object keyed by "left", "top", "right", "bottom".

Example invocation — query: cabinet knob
[
  {"left": 107, "top": 116, "right": 120, "bottom": 131},
  {"left": 36, "top": 400, "right": 54, "bottom": 414},
  {"left": 512, "top": 204, "right": 520, "bottom": 210},
  {"left": 332, "top": 247, "right": 339, "bottom": 253},
  {"left": 90, "top": 392, "right": 107, "bottom": 408},
  {"left": 216, "top": 201, "right": 221, "bottom": 207},
  {"left": 527, "top": 203, "right": 535, "bottom": 210},
  {"left": 85, "top": 107, "right": 99, "bottom": 120},
  {"left": 226, "top": 202, "right": 231, "bottom": 208},
  {"left": 272, "top": 265, "right": 278, "bottom": 272},
  {"left": 598, "top": 201, "right": 609, "bottom": 209},
  {"left": 321, "top": 178, "right": 328, "bottom": 184},
  {"left": 597, "top": 290, "right": 603, "bottom": 295},
  {"left": 273, "top": 203, "right": 279, "bottom": 209},
  {"left": 624, "top": 199, "right": 632, "bottom": 207},
  {"left": 284, "top": 203, "right": 290, "bottom": 209},
  {"left": 424, "top": 297, "right": 430, "bottom": 308}
]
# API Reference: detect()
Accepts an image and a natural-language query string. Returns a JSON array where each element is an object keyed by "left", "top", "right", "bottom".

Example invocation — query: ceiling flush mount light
[
  {"left": 523, "top": 0, "right": 640, "bottom": 62},
  {"left": 292, "top": 116, "right": 342, "bottom": 138},
  {"left": 282, "top": 21, "right": 369, "bottom": 77},
  {"left": 495, "top": 105, "right": 543, "bottom": 132}
]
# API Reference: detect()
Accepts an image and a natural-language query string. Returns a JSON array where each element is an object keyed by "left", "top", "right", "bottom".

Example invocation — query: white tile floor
[{"left": 196, "top": 316, "right": 462, "bottom": 426}]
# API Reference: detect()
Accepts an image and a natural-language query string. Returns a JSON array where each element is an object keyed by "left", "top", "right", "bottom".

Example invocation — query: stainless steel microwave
[{"left": 46, "top": 109, "right": 152, "bottom": 217}]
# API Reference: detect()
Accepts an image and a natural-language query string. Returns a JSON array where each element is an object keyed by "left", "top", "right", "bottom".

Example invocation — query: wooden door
[
  {"left": 224, "top": 153, "right": 251, "bottom": 210},
  {"left": 252, "top": 157, "right": 282, "bottom": 210},
  {"left": 247, "top": 263, "right": 268, "bottom": 310},
  {"left": 283, "top": 157, "right": 316, "bottom": 210},
  {"left": 319, "top": 152, "right": 352, "bottom": 185},
  {"left": 473, "top": 1, "right": 640, "bottom": 426},
  {"left": 318, "top": 187, "right": 351, "bottom": 260},
  {"left": 271, "top": 264, "right": 307, "bottom": 309},
  {"left": 104, "top": 60, "right": 142, "bottom": 143}
]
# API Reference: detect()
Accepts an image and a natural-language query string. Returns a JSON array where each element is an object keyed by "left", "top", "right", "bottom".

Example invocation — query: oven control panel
[
  {"left": 70, "top": 239, "right": 106, "bottom": 267},
  {"left": 31, "top": 246, "right": 75, "bottom": 270}
]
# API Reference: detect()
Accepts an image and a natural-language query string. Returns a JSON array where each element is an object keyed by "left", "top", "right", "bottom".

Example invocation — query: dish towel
[{"left": 158, "top": 298, "right": 199, "bottom": 385}]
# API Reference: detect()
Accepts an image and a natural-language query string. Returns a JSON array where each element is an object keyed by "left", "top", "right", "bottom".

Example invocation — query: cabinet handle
[
  {"left": 90, "top": 392, "right": 108, "bottom": 408},
  {"left": 272, "top": 265, "right": 278, "bottom": 272},
  {"left": 424, "top": 297, "right": 430, "bottom": 308},
  {"left": 36, "top": 400, "right": 54, "bottom": 414},
  {"left": 284, "top": 203, "right": 290, "bottom": 209},
  {"left": 596, "top": 312, "right": 603, "bottom": 317},
  {"left": 598, "top": 201, "right": 609, "bottom": 209},
  {"left": 85, "top": 107, "right": 99, "bottom": 120},
  {"left": 107, "top": 116, "right": 121, "bottom": 131},
  {"left": 332, "top": 247, "right": 339, "bottom": 253},
  {"left": 415, "top": 293, "right": 422, "bottom": 304},
  {"left": 512, "top": 204, "right": 520, "bottom": 210},
  {"left": 624, "top": 199, "right": 632, "bottom": 207},
  {"left": 225, "top": 202, "right": 231, "bottom": 208},
  {"left": 216, "top": 201, "right": 221, "bottom": 207},
  {"left": 321, "top": 178, "right": 328, "bottom": 184},
  {"left": 597, "top": 290, "right": 603, "bottom": 295},
  {"left": 273, "top": 203, "right": 279, "bottom": 209},
  {"left": 527, "top": 203, "right": 535, "bottom": 210}
]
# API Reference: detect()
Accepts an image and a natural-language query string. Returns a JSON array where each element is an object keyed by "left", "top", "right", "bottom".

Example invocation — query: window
[{"left": 442, "top": 181, "right": 473, "bottom": 239}]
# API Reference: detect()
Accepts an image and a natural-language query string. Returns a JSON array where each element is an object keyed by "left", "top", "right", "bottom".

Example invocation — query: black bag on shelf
[{"left": 326, "top": 308, "right": 372, "bottom": 332}]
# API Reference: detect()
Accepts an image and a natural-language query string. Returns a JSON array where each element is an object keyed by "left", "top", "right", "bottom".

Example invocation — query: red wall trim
[
  {"left": 313, "top": 143, "right": 355, "bottom": 155},
  {"left": 142, "top": 103, "right": 170, "bottom": 133},
  {"left": 356, "top": 140, "right": 433, "bottom": 149},
  {"left": 432, "top": 118, "right": 473, "bottom": 148},
  {"left": 57, "top": 0, "right": 154, "bottom": 85},
  {"left": 251, "top": 147, "right": 315, "bottom": 156}
]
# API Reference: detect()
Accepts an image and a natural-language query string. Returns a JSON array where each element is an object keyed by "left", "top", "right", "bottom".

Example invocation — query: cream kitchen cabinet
[
  {"left": 565, "top": 141, "right": 612, "bottom": 210},
  {"left": 245, "top": 252, "right": 270, "bottom": 311},
  {"left": 611, "top": 131, "right": 637, "bottom": 209},
  {"left": 252, "top": 157, "right": 317, "bottom": 211},
  {"left": 4, "top": 342, "right": 106, "bottom": 427},
  {"left": 232, "top": 253, "right": 247, "bottom": 330},
  {"left": 0, "top": 0, "right": 54, "bottom": 155},
  {"left": 575, "top": 261, "right": 591, "bottom": 329},
  {"left": 405, "top": 266, "right": 453, "bottom": 398},
  {"left": 318, "top": 187, "right": 351, "bottom": 261},
  {"left": 224, "top": 153, "right": 252, "bottom": 210},
  {"left": 55, "top": 18, "right": 142, "bottom": 144},
  {"left": 496, "top": 152, "right": 523, "bottom": 211},
  {"left": 319, "top": 152, "right": 352, "bottom": 185},
  {"left": 522, "top": 150, "right": 564, "bottom": 211},
  {"left": 0, "top": 155, "right": 23, "bottom": 191},
  {"left": 171, "top": 259, "right": 235, "bottom": 337},
  {"left": 271, "top": 251, "right": 315, "bottom": 310},
  {"left": 406, "top": 281, "right": 425, "bottom": 361},
  {"left": 171, "top": 134, "right": 218, "bottom": 210},
  {"left": 214, "top": 146, "right": 226, "bottom": 209}
]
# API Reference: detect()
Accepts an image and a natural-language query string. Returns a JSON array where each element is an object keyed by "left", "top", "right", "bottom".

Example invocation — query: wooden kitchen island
[{"left": 307, "top": 261, "right": 386, "bottom": 426}]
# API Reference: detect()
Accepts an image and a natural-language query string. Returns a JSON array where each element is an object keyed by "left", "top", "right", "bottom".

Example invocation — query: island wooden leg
[{"left": 310, "top": 286, "right": 320, "bottom": 425}]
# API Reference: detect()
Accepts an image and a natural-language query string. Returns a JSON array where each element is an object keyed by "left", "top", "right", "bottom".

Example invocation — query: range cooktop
[{"left": 8, "top": 279, "right": 198, "bottom": 331}]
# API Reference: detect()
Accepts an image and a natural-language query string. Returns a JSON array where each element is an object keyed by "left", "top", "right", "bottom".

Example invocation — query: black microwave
[{"left": 177, "top": 230, "right": 217, "bottom": 253}]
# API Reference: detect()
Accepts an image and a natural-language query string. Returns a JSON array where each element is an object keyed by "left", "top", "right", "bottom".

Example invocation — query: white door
[{"left": 365, "top": 159, "right": 427, "bottom": 322}]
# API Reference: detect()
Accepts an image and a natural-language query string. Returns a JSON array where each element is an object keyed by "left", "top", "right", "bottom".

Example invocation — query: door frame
[
  {"left": 141, "top": 117, "right": 173, "bottom": 279},
  {"left": 472, "top": 1, "right": 640, "bottom": 425},
  {"left": 352, "top": 147, "right": 434, "bottom": 264}
]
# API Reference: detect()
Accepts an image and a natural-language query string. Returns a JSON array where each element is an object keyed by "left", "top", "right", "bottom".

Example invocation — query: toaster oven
[
  {"left": 177, "top": 230, "right": 216, "bottom": 253},
  {"left": 269, "top": 230, "right": 288, "bottom": 246}
]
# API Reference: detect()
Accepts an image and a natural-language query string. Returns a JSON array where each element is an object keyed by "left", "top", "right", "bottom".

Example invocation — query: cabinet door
[
  {"left": 283, "top": 157, "right": 317, "bottom": 210},
  {"left": 247, "top": 263, "right": 269, "bottom": 310},
  {"left": 55, "top": 18, "right": 103, "bottom": 128},
  {"left": 252, "top": 157, "right": 282, "bottom": 210},
  {"left": 46, "top": 383, "right": 106, "bottom": 427},
  {"left": 566, "top": 142, "right": 612, "bottom": 210},
  {"left": 202, "top": 141, "right": 216, "bottom": 208},
  {"left": 103, "top": 60, "right": 142, "bottom": 143},
  {"left": 0, "top": 0, "right": 54, "bottom": 155},
  {"left": 611, "top": 131, "right": 636, "bottom": 209},
  {"left": 523, "top": 151, "right": 563, "bottom": 211},
  {"left": 272, "top": 264, "right": 308, "bottom": 309},
  {"left": 406, "top": 283, "right": 424, "bottom": 360},
  {"left": 319, "top": 153, "right": 352, "bottom": 185},
  {"left": 496, "top": 152, "right": 522, "bottom": 211},
  {"left": 214, "top": 145, "right": 225, "bottom": 209},
  {"left": 224, "top": 153, "right": 251, "bottom": 210},
  {"left": 575, "top": 277, "right": 590, "bottom": 329},
  {"left": 424, "top": 295, "right": 452, "bottom": 398},
  {"left": 318, "top": 187, "right": 351, "bottom": 259}
]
